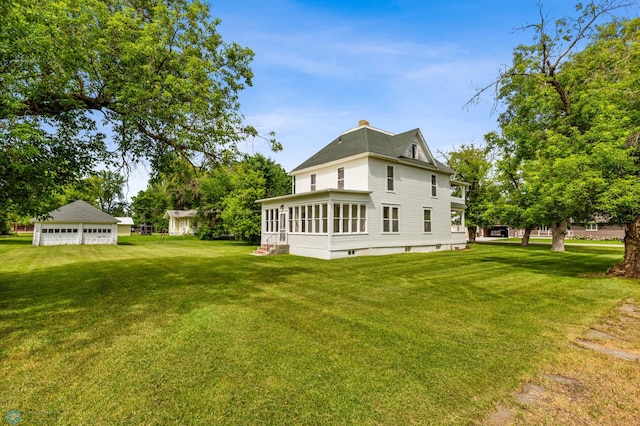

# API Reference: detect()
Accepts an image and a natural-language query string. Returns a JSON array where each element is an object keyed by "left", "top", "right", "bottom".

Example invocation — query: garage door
[
  {"left": 40, "top": 226, "right": 81, "bottom": 246},
  {"left": 82, "top": 226, "right": 114, "bottom": 244}
]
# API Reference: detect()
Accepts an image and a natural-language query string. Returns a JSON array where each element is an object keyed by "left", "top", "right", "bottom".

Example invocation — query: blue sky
[{"left": 124, "top": 0, "right": 639, "bottom": 198}]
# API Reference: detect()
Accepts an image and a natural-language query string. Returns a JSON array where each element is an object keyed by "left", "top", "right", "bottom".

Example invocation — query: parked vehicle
[{"left": 137, "top": 224, "right": 153, "bottom": 235}]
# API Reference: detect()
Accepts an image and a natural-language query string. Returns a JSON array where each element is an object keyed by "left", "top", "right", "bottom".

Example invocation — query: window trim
[
  {"left": 288, "top": 203, "right": 330, "bottom": 235},
  {"left": 337, "top": 167, "right": 345, "bottom": 189},
  {"left": 382, "top": 205, "right": 400, "bottom": 234},
  {"left": 423, "top": 208, "right": 432, "bottom": 233},
  {"left": 264, "top": 208, "right": 279, "bottom": 233},
  {"left": 386, "top": 165, "right": 395, "bottom": 192},
  {"left": 431, "top": 174, "right": 437, "bottom": 197},
  {"left": 332, "top": 202, "right": 367, "bottom": 235},
  {"left": 310, "top": 174, "right": 316, "bottom": 192}
]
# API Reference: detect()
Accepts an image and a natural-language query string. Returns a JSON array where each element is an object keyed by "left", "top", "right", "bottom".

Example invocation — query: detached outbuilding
[
  {"left": 115, "top": 217, "right": 134, "bottom": 236},
  {"left": 31, "top": 200, "right": 118, "bottom": 246},
  {"left": 163, "top": 210, "right": 198, "bottom": 235}
]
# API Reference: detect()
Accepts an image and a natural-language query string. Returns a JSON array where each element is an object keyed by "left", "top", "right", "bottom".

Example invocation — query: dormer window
[{"left": 411, "top": 144, "right": 418, "bottom": 159}]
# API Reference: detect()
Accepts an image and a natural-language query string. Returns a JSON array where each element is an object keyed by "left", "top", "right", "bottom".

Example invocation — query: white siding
[
  {"left": 32, "top": 222, "right": 118, "bottom": 246},
  {"left": 366, "top": 157, "right": 456, "bottom": 249},
  {"left": 168, "top": 217, "right": 195, "bottom": 235},
  {"left": 259, "top": 153, "right": 467, "bottom": 259},
  {"left": 294, "top": 156, "right": 369, "bottom": 193}
]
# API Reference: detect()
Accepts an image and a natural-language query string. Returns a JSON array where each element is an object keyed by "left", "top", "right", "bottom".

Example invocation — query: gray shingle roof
[
  {"left": 33, "top": 200, "right": 118, "bottom": 223},
  {"left": 291, "top": 126, "right": 455, "bottom": 174}
]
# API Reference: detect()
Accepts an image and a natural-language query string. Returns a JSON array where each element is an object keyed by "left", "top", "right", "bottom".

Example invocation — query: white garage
[{"left": 32, "top": 200, "right": 119, "bottom": 246}]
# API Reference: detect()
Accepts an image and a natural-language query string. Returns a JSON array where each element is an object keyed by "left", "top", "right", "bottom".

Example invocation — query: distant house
[
  {"left": 255, "top": 120, "right": 468, "bottom": 259},
  {"left": 500, "top": 222, "right": 624, "bottom": 240},
  {"left": 115, "top": 217, "right": 134, "bottom": 236},
  {"left": 571, "top": 222, "right": 624, "bottom": 239},
  {"left": 163, "top": 210, "right": 198, "bottom": 235},
  {"left": 31, "top": 200, "right": 118, "bottom": 246}
]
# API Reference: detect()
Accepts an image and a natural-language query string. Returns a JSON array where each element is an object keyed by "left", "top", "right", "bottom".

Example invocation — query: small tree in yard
[
  {"left": 220, "top": 154, "right": 290, "bottom": 243},
  {"left": 443, "top": 144, "right": 497, "bottom": 243},
  {"left": 484, "top": 131, "right": 540, "bottom": 246}
]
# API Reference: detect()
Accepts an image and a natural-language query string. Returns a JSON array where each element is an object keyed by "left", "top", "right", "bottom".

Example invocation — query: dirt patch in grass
[{"left": 482, "top": 299, "right": 640, "bottom": 425}]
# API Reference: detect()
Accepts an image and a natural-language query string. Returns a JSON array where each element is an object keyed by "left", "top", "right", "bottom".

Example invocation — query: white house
[
  {"left": 163, "top": 210, "right": 198, "bottom": 235},
  {"left": 32, "top": 200, "right": 118, "bottom": 246},
  {"left": 115, "top": 217, "right": 134, "bottom": 236},
  {"left": 256, "top": 120, "right": 467, "bottom": 259}
]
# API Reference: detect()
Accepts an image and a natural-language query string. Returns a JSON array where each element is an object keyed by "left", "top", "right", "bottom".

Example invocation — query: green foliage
[
  {"left": 131, "top": 185, "right": 171, "bottom": 230},
  {"left": 59, "top": 170, "right": 129, "bottom": 215},
  {"left": 220, "top": 154, "right": 290, "bottom": 243},
  {"left": 132, "top": 154, "right": 291, "bottom": 242},
  {"left": 150, "top": 158, "right": 204, "bottom": 210},
  {"left": 0, "top": 212, "right": 9, "bottom": 235},
  {"left": 1, "top": 0, "right": 279, "bottom": 217},
  {"left": 443, "top": 144, "right": 498, "bottom": 230},
  {"left": 195, "top": 223, "right": 219, "bottom": 240},
  {"left": 0, "top": 121, "right": 105, "bottom": 217},
  {"left": 483, "top": 2, "right": 639, "bottom": 245},
  {"left": 564, "top": 17, "right": 640, "bottom": 225}
]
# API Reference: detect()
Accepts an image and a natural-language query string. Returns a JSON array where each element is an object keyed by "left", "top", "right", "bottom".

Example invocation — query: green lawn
[{"left": 0, "top": 235, "right": 637, "bottom": 424}]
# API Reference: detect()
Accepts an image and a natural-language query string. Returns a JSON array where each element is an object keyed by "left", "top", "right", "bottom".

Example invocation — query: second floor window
[
  {"left": 387, "top": 166, "right": 394, "bottom": 191},
  {"left": 431, "top": 174, "right": 437, "bottom": 197},
  {"left": 337, "top": 168, "right": 344, "bottom": 189},
  {"left": 310, "top": 174, "right": 316, "bottom": 191}
]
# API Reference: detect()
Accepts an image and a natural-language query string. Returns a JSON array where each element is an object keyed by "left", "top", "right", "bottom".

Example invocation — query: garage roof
[{"left": 32, "top": 200, "right": 118, "bottom": 223}]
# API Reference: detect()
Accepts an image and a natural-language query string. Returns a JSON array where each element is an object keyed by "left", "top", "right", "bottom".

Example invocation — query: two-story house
[{"left": 256, "top": 120, "right": 467, "bottom": 259}]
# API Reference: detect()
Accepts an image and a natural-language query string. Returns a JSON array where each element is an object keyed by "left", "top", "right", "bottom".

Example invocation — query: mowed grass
[{"left": 0, "top": 235, "right": 638, "bottom": 424}]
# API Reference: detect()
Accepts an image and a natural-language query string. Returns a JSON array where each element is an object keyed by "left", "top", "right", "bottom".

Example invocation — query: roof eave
[{"left": 256, "top": 188, "right": 372, "bottom": 204}]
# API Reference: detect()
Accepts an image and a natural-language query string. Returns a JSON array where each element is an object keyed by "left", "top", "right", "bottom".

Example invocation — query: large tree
[
  {"left": 471, "top": 0, "right": 634, "bottom": 252},
  {"left": 565, "top": 17, "right": 640, "bottom": 277},
  {"left": 1, "top": 0, "right": 279, "bottom": 217}
]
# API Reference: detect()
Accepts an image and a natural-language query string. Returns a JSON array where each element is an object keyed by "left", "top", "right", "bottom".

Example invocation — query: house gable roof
[
  {"left": 291, "top": 123, "right": 454, "bottom": 174},
  {"left": 115, "top": 217, "right": 135, "bottom": 226},
  {"left": 33, "top": 200, "right": 118, "bottom": 223},
  {"left": 163, "top": 210, "right": 198, "bottom": 219}
]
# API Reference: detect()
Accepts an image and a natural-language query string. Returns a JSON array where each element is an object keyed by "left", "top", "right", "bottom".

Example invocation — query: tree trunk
[
  {"left": 467, "top": 225, "right": 478, "bottom": 243},
  {"left": 608, "top": 215, "right": 640, "bottom": 278},
  {"left": 550, "top": 220, "right": 567, "bottom": 252},
  {"left": 521, "top": 228, "right": 532, "bottom": 246}
]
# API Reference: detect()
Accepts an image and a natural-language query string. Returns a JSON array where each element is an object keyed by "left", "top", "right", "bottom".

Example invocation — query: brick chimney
[{"left": 358, "top": 119, "right": 370, "bottom": 127}]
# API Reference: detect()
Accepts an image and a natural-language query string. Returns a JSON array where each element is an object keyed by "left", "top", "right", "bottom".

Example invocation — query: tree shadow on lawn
[
  {"left": 0, "top": 255, "right": 308, "bottom": 356},
  {"left": 0, "top": 236, "right": 32, "bottom": 245},
  {"left": 0, "top": 243, "right": 627, "bottom": 359},
  {"left": 473, "top": 242, "right": 624, "bottom": 278}
]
